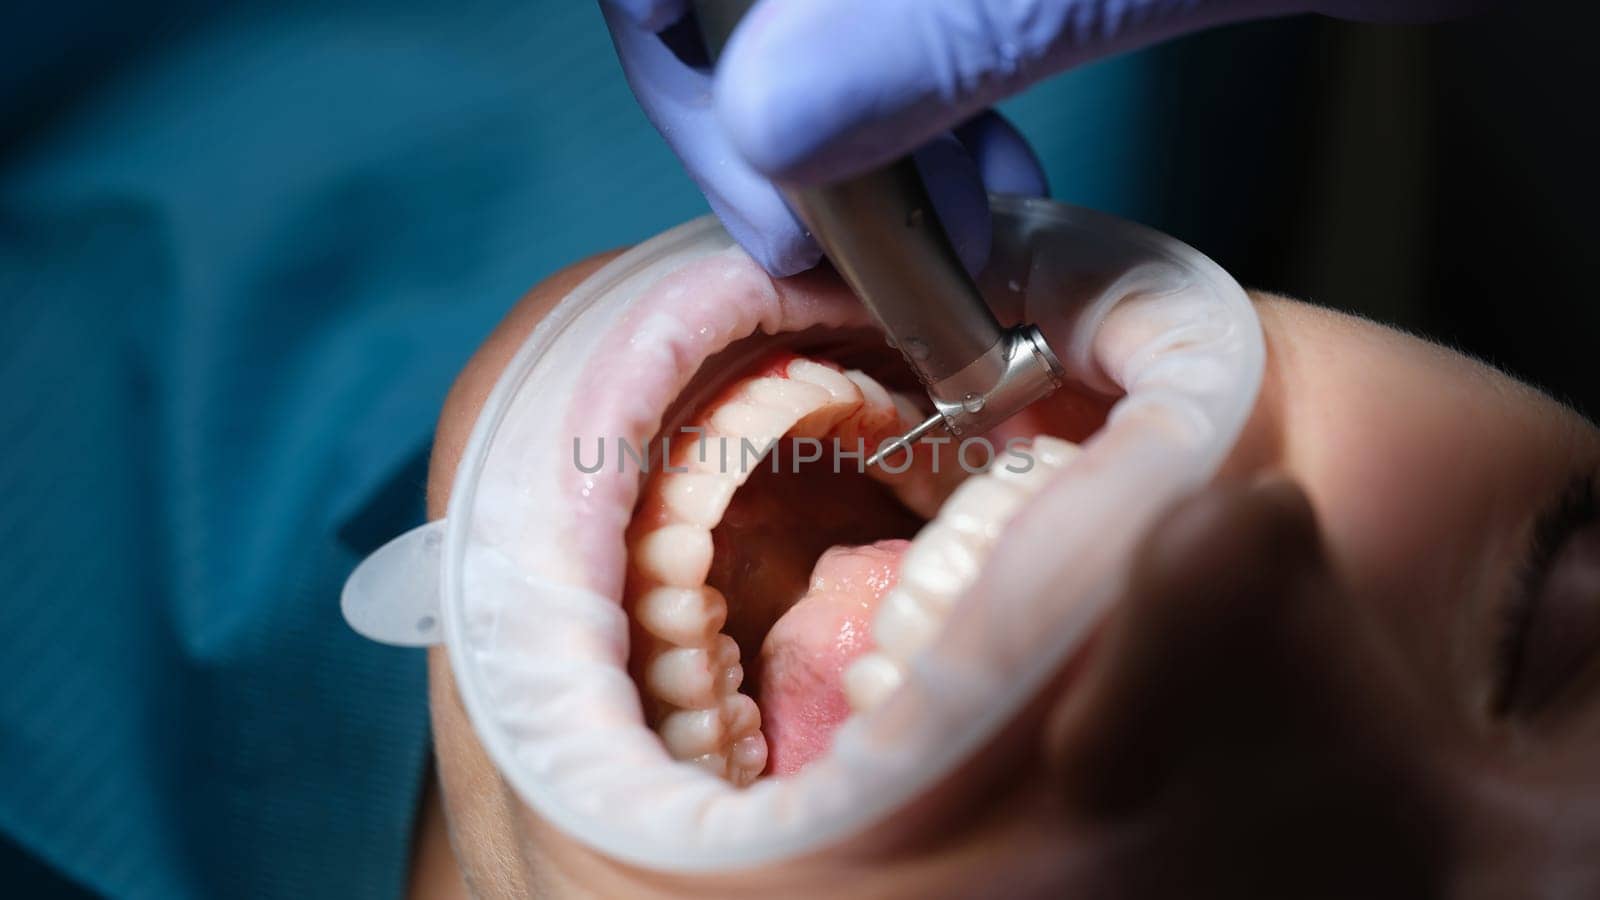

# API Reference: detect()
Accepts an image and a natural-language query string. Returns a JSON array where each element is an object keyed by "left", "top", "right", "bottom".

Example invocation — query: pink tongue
[{"left": 757, "top": 539, "right": 909, "bottom": 776}]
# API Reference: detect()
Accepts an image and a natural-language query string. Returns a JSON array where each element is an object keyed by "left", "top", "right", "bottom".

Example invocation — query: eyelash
[{"left": 1491, "top": 471, "right": 1599, "bottom": 717}]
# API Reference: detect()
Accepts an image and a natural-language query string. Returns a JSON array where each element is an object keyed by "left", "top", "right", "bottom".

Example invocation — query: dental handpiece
[{"left": 692, "top": 1, "right": 1065, "bottom": 464}]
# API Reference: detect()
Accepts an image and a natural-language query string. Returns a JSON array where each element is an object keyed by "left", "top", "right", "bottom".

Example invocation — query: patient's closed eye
[{"left": 1494, "top": 473, "right": 1600, "bottom": 717}]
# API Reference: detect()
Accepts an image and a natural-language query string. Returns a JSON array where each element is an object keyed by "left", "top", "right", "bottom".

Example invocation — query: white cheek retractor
[{"left": 340, "top": 198, "right": 1264, "bottom": 872}]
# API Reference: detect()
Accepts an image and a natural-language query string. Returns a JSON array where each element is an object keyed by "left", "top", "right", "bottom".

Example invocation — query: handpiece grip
[
  {"left": 691, "top": 0, "right": 1061, "bottom": 440},
  {"left": 691, "top": 0, "right": 1004, "bottom": 386},
  {"left": 785, "top": 166, "right": 1005, "bottom": 384}
]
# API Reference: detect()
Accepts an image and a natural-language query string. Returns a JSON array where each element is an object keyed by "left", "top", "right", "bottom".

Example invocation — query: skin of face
[{"left": 412, "top": 251, "right": 1600, "bottom": 899}]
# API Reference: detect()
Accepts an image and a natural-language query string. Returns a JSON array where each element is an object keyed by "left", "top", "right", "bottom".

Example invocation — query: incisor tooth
[
  {"left": 659, "top": 472, "right": 738, "bottom": 528},
  {"left": 789, "top": 368, "right": 865, "bottom": 438},
  {"left": 660, "top": 707, "right": 724, "bottom": 759},
  {"left": 785, "top": 358, "right": 856, "bottom": 401},
  {"left": 742, "top": 377, "right": 831, "bottom": 419},
  {"left": 634, "top": 585, "right": 728, "bottom": 645},
  {"left": 871, "top": 589, "right": 943, "bottom": 661},
  {"left": 844, "top": 653, "right": 905, "bottom": 712},
  {"left": 834, "top": 371, "right": 898, "bottom": 439},
  {"left": 842, "top": 370, "right": 894, "bottom": 412},
  {"left": 709, "top": 401, "right": 793, "bottom": 445},
  {"left": 634, "top": 524, "right": 713, "bottom": 587},
  {"left": 681, "top": 429, "right": 735, "bottom": 474}
]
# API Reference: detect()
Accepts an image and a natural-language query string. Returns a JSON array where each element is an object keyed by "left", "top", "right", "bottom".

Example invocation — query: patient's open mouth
[
  {"left": 591, "top": 253, "right": 1097, "bottom": 786},
  {"left": 398, "top": 206, "right": 1261, "bottom": 869}
]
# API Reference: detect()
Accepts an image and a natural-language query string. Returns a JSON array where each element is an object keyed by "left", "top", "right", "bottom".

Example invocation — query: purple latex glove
[
  {"left": 602, "top": 1, "right": 1047, "bottom": 276},
  {"left": 604, "top": 0, "right": 1479, "bottom": 275}
]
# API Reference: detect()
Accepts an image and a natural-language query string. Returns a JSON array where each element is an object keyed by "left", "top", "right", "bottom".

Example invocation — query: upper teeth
[
  {"left": 625, "top": 354, "right": 930, "bottom": 786},
  {"left": 626, "top": 345, "right": 1083, "bottom": 780}
]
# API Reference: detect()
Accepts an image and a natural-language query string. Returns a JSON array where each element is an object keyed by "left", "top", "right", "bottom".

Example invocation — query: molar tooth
[
  {"left": 720, "top": 692, "right": 761, "bottom": 737},
  {"left": 871, "top": 589, "right": 943, "bottom": 661},
  {"left": 690, "top": 751, "right": 729, "bottom": 778},
  {"left": 659, "top": 472, "right": 738, "bottom": 528},
  {"left": 792, "top": 405, "right": 856, "bottom": 440},
  {"left": 634, "top": 585, "right": 728, "bottom": 646},
  {"left": 844, "top": 653, "right": 905, "bottom": 712},
  {"left": 709, "top": 401, "right": 793, "bottom": 445},
  {"left": 644, "top": 646, "right": 718, "bottom": 709},
  {"left": 634, "top": 525, "right": 713, "bottom": 587},
  {"left": 711, "top": 633, "right": 745, "bottom": 693},
  {"left": 719, "top": 663, "right": 745, "bottom": 696},
  {"left": 660, "top": 707, "right": 724, "bottom": 759},
  {"left": 728, "top": 733, "right": 768, "bottom": 787},
  {"left": 939, "top": 476, "right": 1026, "bottom": 544}
]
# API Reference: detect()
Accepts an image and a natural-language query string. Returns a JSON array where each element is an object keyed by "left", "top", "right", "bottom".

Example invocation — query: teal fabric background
[{"left": 0, "top": 2, "right": 1326, "bottom": 897}]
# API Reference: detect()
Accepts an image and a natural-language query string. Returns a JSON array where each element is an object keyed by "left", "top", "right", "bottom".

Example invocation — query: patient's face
[{"left": 422, "top": 253, "right": 1600, "bottom": 898}]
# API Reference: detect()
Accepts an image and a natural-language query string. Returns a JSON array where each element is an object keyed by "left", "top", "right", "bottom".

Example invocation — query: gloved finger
[
  {"left": 913, "top": 109, "right": 1048, "bottom": 275},
  {"left": 954, "top": 109, "right": 1049, "bottom": 198},
  {"left": 602, "top": 2, "right": 821, "bottom": 276},
  {"left": 716, "top": 0, "right": 1315, "bottom": 184},
  {"left": 911, "top": 132, "right": 992, "bottom": 277}
]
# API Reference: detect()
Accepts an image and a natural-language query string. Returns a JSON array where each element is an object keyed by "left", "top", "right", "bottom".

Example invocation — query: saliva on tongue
[{"left": 757, "top": 539, "right": 909, "bottom": 775}]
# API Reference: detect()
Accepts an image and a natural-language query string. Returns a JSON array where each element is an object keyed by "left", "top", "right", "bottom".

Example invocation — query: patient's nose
[{"left": 1043, "top": 477, "right": 1446, "bottom": 897}]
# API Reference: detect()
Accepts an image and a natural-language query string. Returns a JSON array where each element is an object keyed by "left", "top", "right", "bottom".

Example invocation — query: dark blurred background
[
  {"left": 1, "top": 2, "right": 1593, "bottom": 898},
  {"left": 1004, "top": 5, "right": 1596, "bottom": 417}
]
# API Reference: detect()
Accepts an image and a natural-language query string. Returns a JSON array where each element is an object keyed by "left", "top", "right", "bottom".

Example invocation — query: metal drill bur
[{"left": 865, "top": 411, "right": 949, "bottom": 469}]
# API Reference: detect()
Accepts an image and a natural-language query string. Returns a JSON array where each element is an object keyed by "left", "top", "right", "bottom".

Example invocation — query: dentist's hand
[
  {"left": 602, "top": 0, "right": 1048, "bottom": 277},
  {"left": 603, "top": 0, "right": 1476, "bottom": 276}
]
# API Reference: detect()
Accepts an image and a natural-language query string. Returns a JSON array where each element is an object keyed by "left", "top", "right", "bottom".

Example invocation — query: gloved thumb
[{"left": 715, "top": 0, "right": 1315, "bottom": 185}]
